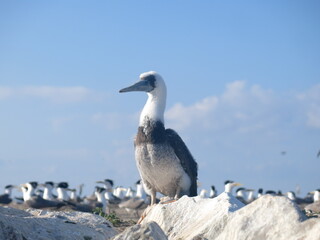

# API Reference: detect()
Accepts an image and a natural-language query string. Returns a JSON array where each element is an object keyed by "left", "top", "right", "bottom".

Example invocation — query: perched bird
[
  {"left": 96, "top": 179, "right": 121, "bottom": 203},
  {"left": 245, "top": 189, "right": 255, "bottom": 203},
  {"left": 41, "top": 181, "right": 55, "bottom": 200},
  {"left": 304, "top": 189, "right": 320, "bottom": 213},
  {"left": 199, "top": 189, "right": 208, "bottom": 198},
  {"left": 235, "top": 188, "right": 247, "bottom": 204},
  {"left": 209, "top": 185, "right": 217, "bottom": 198},
  {"left": 118, "top": 181, "right": 148, "bottom": 216},
  {"left": 94, "top": 186, "right": 108, "bottom": 213},
  {"left": 56, "top": 182, "right": 70, "bottom": 201},
  {"left": 120, "top": 71, "right": 198, "bottom": 205},
  {"left": 224, "top": 180, "right": 241, "bottom": 195},
  {"left": 257, "top": 188, "right": 263, "bottom": 198},
  {"left": 20, "top": 182, "right": 65, "bottom": 209},
  {"left": 0, "top": 185, "right": 17, "bottom": 204}
]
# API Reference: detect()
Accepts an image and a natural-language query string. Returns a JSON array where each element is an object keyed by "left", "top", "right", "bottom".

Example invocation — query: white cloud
[
  {"left": 165, "top": 81, "right": 275, "bottom": 132},
  {"left": 0, "top": 87, "right": 13, "bottom": 99},
  {"left": 0, "top": 85, "right": 101, "bottom": 103},
  {"left": 92, "top": 112, "right": 138, "bottom": 130},
  {"left": 297, "top": 84, "right": 320, "bottom": 129},
  {"left": 166, "top": 96, "right": 218, "bottom": 130}
]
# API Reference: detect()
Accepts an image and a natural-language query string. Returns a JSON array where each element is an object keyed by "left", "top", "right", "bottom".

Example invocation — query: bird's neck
[
  {"left": 57, "top": 188, "right": 69, "bottom": 200},
  {"left": 96, "top": 192, "right": 106, "bottom": 203},
  {"left": 247, "top": 191, "right": 254, "bottom": 200},
  {"left": 70, "top": 191, "right": 77, "bottom": 201},
  {"left": 43, "top": 188, "right": 53, "bottom": 200},
  {"left": 209, "top": 189, "right": 216, "bottom": 198},
  {"left": 23, "top": 187, "right": 34, "bottom": 201},
  {"left": 139, "top": 92, "right": 166, "bottom": 127},
  {"left": 136, "top": 184, "right": 146, "bottom": 199},
  {"left": 225, "top": 184, "right": 233, "bottom": 193},
  {"left": 314, "top": 191, "right": 320, "bottom": 202}
]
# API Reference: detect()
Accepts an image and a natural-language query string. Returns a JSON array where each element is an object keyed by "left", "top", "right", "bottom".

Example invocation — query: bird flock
[
  {"left": 199, "top": 180, "right": 320, "bottom": 215},
  {"left": 1, "top": 179, "right": 319, "bottom": 218},
  {"left": 0, "top": 179, "right": 150, "bottom": 216}
]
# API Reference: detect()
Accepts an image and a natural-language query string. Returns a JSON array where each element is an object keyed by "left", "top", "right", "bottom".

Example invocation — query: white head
[
  {"left": 119, "top": 71, "right": 167, "bottom": 126},
  {"left": 199, "top": 189, "right": 208, "bottom": 198},
  {"left": 286, "top": 191, "right": 296, "bottom": 201},
  {"left": 311, "top": 189, "right": 320, "bottom": 202},
  {"left": 224, "top": 180, "right": 242, "bottom": 194}
]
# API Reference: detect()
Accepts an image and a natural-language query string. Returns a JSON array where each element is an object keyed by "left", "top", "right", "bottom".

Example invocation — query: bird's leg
[
  {"left": 150, "top": 192, "right": 157, "bottom": 205},
  {"left": 137, "top": 190, "right": 157, "bottom": 224},
  {"left": 174, "top": 187, "right": 181, "bottom": 200}
]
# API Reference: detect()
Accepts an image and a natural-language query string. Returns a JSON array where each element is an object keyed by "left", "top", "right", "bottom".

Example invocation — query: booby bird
[
  {"left": 119, "top": 71, "right": 198, "bottom": 205},
  {"left": 224, "top": 180, "right": 241, "bottom": 195},
  {"left": 0, "top": 185, "right": 17, "bottom": 204}
]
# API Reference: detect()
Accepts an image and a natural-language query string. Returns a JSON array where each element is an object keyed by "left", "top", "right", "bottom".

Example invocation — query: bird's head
[{"left": 119, "top": 71, "right": 166, "bottom": 96}]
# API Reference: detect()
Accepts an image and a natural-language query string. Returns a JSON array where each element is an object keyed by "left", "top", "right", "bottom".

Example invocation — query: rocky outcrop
[
  {"left": 112, "top": 221, "right": 167, "bottom": 240},
  {"left": 140, "top": 193, "right": 320, "bottom": 240},
  {"left": 0, "top": 206, "right": 118, "bottom": 240}
]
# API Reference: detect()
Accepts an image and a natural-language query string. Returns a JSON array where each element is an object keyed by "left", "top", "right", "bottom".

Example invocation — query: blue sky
[{"left": 0, "top": 1, "right": 319, "bottom": 197}]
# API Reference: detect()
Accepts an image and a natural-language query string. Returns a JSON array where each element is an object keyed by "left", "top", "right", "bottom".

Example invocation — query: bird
[
  {"left": 199, "top": 189, "right": 208, "bottom": 198},
  {"left": 96, "top": 179, "right": 121, "bottom": 204},
  {"left": 118, "top": 181, "right": 148, "bottom": 217},
  {"left": 41, "top": 181, "right": 56, "bottom": 200},
  {"left": 56, "top": 182, "right": 70, "bottom": 201},
  {"left": 0, "top": 185, "right": 17, "bottom": 204},
  {"left": 224, "top": 180, "right": 241, "bottom": 195},
  {"left": 257, "top": 188, "right": 263, "bottom": 198},
  {"left": 94, "top": 186, "right": 108, "bottom": 213},
  {"left": 305, "top": 189, "right": 320, "bottom": 214},
  {"left": 235, "top": 187, "right": 247, "bottom": 204},
  {"left": 20, "top": 182, "right": 65, "bottom": 209},
  {"left": 120, "top": 71, "right": 198, "bottom": 205},
  {"left": 209, "top": 185, "right": 217, "bottom": 198},
  {"left": 245, "top": 189, "right": 255, "bottom": 203}
]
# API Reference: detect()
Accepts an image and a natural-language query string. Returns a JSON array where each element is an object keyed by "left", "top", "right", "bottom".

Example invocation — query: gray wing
[{"left": 165, "top": 128, "right": 198, "bottom": 196}]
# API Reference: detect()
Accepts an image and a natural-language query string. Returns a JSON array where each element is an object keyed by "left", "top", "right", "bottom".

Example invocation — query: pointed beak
[
  {"left": 245, "top": 189, "right": 254, "bottom": 192},
  {"left": 119, "top": 79, "right": 153, "bottom": 93},
  {"left": 96, "top": 181, "right": 104, "bottom": 184},
  {"left": 232, "top": 182, "right": 242, "bottom": 187}
]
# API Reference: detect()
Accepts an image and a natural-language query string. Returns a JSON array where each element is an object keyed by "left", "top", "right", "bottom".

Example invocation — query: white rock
[
  {"left": 112, "top": 221, "right": 168, "bottom": 240},
  {"left": 141, "top": 192, "right": 244, "bottom": 239},
  {"left": 141, "top": 193, "right": 320, "bottom": 240},
  {"left": 0, "top": 206, "right": 118, "bottom": 240},
  {"left": 216, "top": 195, "right": 320, "bottom": 240}
]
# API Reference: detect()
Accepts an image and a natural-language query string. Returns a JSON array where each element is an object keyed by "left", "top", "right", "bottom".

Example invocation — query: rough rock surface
[
  {"left": 112, "top": 221, "right": 167, "bottom": 240},
  {"left": 0, "top": 206, "right": 118, "bottom": 240},
  {"left": 141, "top": 193, "right": 320, "bottom": 240}
]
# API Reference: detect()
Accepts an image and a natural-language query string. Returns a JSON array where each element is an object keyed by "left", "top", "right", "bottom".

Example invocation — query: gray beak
[{"left": 119, "top": 79, "right": 153, "bottom": 93}]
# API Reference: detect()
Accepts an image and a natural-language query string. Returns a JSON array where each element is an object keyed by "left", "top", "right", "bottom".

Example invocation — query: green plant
[{"left": 92, "top": 208, "right": 122, "bottom": 226}]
